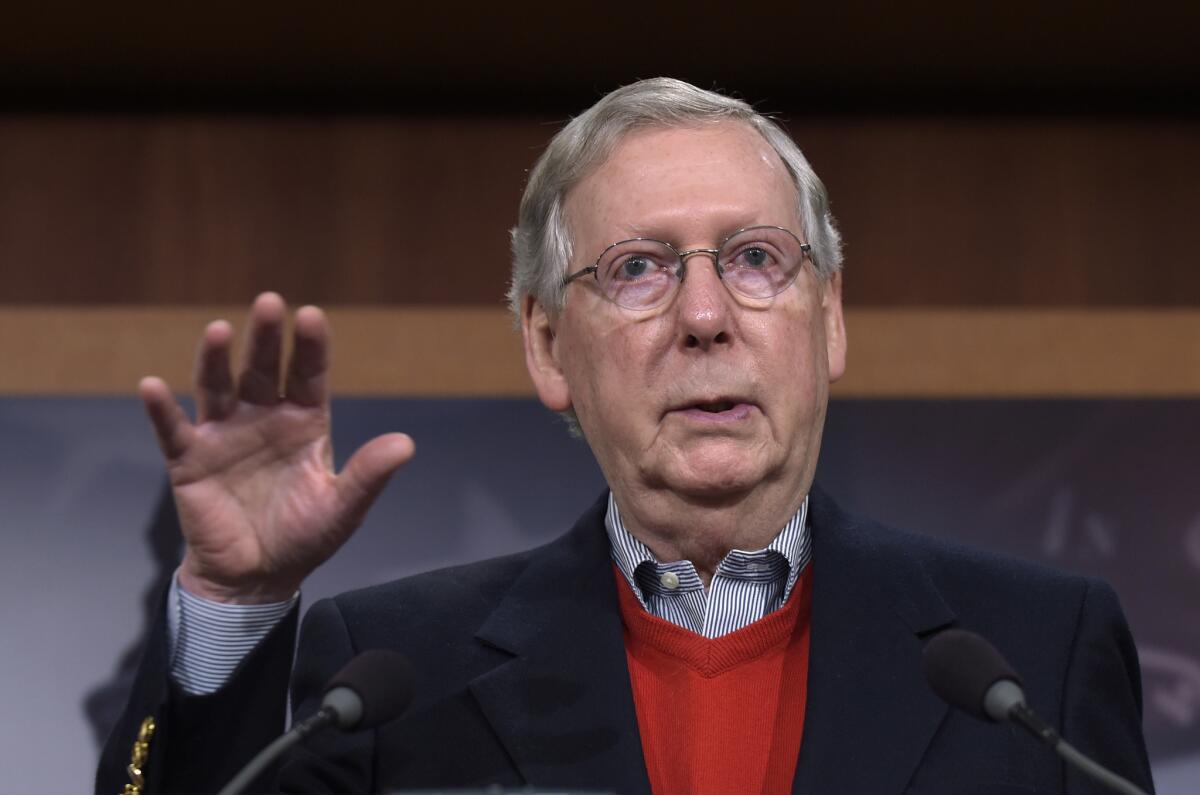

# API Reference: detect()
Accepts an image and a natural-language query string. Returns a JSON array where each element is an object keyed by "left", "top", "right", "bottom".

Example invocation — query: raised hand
[{"left": 139, "top": 293, "right": 415, "bottom": 603}]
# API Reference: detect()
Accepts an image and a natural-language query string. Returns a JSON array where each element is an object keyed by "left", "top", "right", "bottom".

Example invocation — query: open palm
[{"left": 140, "top": 293, "right": 414, "bottom": 603}]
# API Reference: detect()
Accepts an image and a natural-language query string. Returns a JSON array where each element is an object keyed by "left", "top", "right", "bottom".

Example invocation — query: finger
[
  {"left": 193, "top": 319, "right": 236, "bottom": 422},
  {"left": 334, "top": 433, "right": 416, "bottom": 528},
  {"left": 138, "top": 376, "right": 196, "bottom": 460},
  {"left": 236, "top": 292, "right": 287, "bottom": 406},
  {"left": 283, "top": 305, "right": 330, "bottom": 408}
]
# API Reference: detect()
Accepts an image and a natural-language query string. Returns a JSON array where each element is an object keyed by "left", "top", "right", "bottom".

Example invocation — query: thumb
[{"left": 335, "top": 432, "right": 416, "bottom": 527}]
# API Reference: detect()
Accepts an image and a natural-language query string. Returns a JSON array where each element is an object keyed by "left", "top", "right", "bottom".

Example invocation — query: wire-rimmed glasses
[{"left": 561, "top": 225, "right": 812, "bottom": 311}]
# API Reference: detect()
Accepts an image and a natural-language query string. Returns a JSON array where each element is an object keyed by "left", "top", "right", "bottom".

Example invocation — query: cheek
[
  {"left": 758, "top": 305, "right": 829, "bottom": 409},
  {"left": 560, "top": 321, "right": 638, "bottom": 408},
  {"left": 589, "top": 319, "right": 670, "bottom": 379},
  {"left": 565, "top": 320, "right": 673, "bottom": 436}
]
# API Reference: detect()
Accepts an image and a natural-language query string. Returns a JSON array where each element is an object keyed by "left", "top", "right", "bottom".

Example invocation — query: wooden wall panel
[
  {"left": 1, "top": 117, "right": 1197, "bottom": 307},
  {"left": 0, "top": 118, "right": 545, "bottom": 305},
  {"left": 809, "top": 122, "right": 1200, "bottom": 306}
]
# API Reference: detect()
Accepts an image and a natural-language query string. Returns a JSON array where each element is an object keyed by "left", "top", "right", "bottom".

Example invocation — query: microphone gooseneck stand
[{"left": 923, "top": 629, "right": 1149, "bottom": 795}]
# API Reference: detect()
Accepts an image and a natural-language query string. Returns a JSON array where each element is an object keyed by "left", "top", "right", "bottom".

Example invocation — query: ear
[
  {"left": 521, "top": 295, "right": 573, "bottom": 411},
  {"left": 822, "top": 272, "right": 848, "bottom": 383}
]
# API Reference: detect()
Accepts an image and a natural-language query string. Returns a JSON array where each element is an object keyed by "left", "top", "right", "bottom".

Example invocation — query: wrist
[{"left": 178, "top": 558, "right": 300, "bottom": 605}]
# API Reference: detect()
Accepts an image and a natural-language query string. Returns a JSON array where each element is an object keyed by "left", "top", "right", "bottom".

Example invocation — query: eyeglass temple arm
[{"left": 561, "top": 265, "right": 598, "bottom": 287}]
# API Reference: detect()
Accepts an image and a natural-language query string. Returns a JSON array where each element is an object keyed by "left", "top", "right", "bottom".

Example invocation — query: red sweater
[{"left": 615, "top": 565, "right": 813, "bottom": 795}]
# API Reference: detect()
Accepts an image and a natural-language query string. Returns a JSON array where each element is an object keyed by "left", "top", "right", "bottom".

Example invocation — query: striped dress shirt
[
  {"left": 168, "top": 492, "right": 811, "bottom": 693},
  {"left": 605, "top": 492, "right": 811, "bottom": 638},
  {"left": 167, "top": 576, "right": 297, "bottom": 695}
]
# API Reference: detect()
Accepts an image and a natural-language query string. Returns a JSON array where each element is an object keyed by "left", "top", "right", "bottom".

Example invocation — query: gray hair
[{"left": 507, "top": 77, "right": 843, "bottom": 319}]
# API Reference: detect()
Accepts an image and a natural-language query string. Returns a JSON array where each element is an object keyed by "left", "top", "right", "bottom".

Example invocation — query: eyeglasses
[{"left": 561, "top": 225, "right": 812, "bottom": 311}]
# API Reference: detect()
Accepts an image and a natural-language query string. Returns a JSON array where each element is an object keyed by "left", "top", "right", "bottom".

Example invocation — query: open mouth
[{"left": 669, "top": 399, "right": 755, "bottom": 422}]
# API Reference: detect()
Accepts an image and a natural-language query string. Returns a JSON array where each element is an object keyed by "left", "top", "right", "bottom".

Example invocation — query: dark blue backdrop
[{"left": 2, "top": 397, "right": 1196, "bottom": 792}]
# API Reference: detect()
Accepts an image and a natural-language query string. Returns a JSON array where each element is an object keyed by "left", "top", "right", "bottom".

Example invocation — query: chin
[{"left": 660, "top": 458, "right": 768, "bottom": 501}]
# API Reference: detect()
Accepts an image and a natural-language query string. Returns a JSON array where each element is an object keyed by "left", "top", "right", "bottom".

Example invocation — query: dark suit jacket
[{"left": 97, "top": 488, "right": 1153, "bottom": 794}]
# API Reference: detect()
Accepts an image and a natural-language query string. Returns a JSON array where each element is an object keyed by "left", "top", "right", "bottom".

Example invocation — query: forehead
[{"left": 564, "top": 122, "right": 799, "bottom": 245}]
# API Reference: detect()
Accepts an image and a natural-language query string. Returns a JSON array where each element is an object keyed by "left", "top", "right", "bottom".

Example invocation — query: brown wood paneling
[
  {"left": 3, "top": 306, "right": 1197, "bottom": 397},
  {"left": 804, "top": 121, "right": 1200, "bottom": 306},
  {"left": 0, "top": 118, "right": 545, "bottom": 305},
  {"left": 1, "top": 118, "right": 1198, "bottom": 307}
]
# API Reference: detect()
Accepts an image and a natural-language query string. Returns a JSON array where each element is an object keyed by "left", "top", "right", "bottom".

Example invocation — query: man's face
[{"left": 524, "top": 122, "right": 846, "bottom": 508}]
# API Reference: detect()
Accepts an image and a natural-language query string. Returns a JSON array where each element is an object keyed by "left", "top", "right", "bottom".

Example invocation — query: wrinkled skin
[
  {"left": 522, "top": 123, "right": 846, "bottom": 579},
  {"left": 140, "top": 293, "right": 414, "bottom": 602}
]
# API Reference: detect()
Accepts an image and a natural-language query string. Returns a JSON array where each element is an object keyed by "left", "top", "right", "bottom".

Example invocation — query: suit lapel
[
  {"left": 794, "top": 488, "right": 958, "bottom": 794},
  {"left": 469, "top": 496, "right": 651, "bottom": 795}
]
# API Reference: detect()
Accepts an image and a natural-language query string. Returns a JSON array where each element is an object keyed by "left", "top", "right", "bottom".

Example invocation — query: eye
[
  {"left": 740, "top": 246, "right": 770, "bottom": 268},
  {"left": 602, "top": 244, "right": 676, "bottom": 283},
  {"left": 718, "top": 227, "right": 807, "bottom": 299},
  {"left": 728, "top": 244, "right": 778, "bottom": 271},
  {"left": 596, "top": 240, "right": 678, "bottom": 308},
  {"left": 619, "top": 255, "right": 653, "bottom": 279}
]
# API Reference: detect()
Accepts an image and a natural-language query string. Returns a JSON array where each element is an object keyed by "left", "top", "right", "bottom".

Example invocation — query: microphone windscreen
[
  {"left": 922, "top": 629, "right": 1021, "bottom": 721},
  {"left": 324, "top": 649, "right": 415, "bottom": 730}
]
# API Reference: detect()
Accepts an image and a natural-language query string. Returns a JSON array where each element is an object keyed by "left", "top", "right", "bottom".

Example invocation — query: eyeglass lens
[{"left": 596, "top": 227, "right": 806, "bottom": 310}]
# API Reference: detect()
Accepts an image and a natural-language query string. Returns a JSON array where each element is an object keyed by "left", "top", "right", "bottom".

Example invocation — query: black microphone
[
  {"left": 322, "top": 649, "right": 416, "bottom": 730},
  {"left": 922, "top": 629, "right": 1148, "bottom": 795},
  {"left": 217, "top": 649, "right": 415, "bottom": 795}
]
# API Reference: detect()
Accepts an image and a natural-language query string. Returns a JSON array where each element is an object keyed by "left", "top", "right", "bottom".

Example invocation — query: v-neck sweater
[{"left": 615, "top": 563, "right": 813, "bottom": 795}]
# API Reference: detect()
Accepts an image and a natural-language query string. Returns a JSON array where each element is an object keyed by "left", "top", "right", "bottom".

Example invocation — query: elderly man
[{"left": 98, "top": 79, "right": 1152, "bottom": 794}]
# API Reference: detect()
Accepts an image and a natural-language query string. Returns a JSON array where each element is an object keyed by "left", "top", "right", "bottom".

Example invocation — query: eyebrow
[
  {"left": 619, "top": 220, "right": 765, "bottom": 247},
  {"left": 622, "top": 222, "right": 660, "bottom": 240}
]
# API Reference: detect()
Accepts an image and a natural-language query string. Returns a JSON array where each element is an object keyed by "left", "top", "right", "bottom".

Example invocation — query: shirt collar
[{"left": 603, "top": 491, "right": 811, "bottom": 607}]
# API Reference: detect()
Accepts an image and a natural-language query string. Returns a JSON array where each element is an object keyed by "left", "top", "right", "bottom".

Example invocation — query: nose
[{"left": 675, "top": 250, "right": 732, "bottom": 350}]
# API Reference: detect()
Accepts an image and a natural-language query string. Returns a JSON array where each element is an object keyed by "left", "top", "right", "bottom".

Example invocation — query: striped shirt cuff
[{"left": 167, "top": 571, "right": 297, "bottom": 695}]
